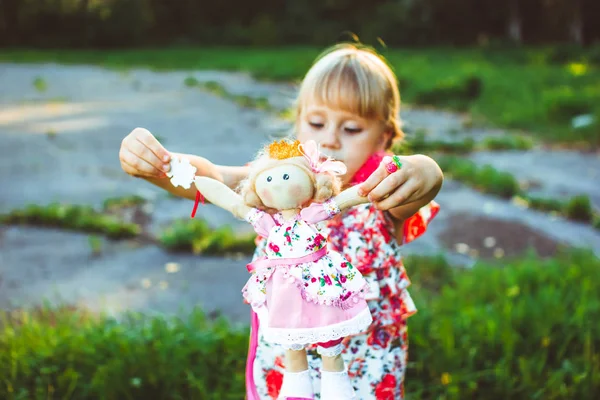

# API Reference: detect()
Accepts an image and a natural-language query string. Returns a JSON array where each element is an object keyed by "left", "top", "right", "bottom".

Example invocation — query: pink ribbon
[
  {"left": 298, "top": 140, "right": 347, "bottom": 176},
  {"left": 246, "top": 247, "right": 328, "bottom": 272}
]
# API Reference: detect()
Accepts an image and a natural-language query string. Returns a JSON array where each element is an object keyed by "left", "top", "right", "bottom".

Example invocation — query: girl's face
[{"left": 297, "top": 104, "right": 391, "bottom": 186}]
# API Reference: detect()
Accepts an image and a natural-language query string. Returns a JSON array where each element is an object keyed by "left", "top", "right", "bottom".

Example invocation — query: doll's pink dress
[{"left": 243, "top": 198, "right": 372, "bottom": 349}]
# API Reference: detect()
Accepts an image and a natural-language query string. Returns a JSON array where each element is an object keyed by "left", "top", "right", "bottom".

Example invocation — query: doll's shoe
[
  {"left": 320, "top": 369, "right": 356, "bottom": 400},
  {"left": 279, "top": 370, "right": 314, "bottom": 400}
]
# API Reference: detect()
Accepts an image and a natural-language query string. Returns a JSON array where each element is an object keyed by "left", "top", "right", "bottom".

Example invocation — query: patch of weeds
[
  {"left": 520, "top": 195, "right": 564, "bottom": 213},
  {"left": 46, "top": 129, "right": 57, "bottom": 140},
  {"left": 196, "top": 80, "right": 278, "bottom": 113},
  {"left": 438, "top": 156, "right": 520, "bottom": 198},
  {"left": 1, "top": 203, "right": 140, "bottom": 239},
  {"left": 564, "top": 195, "right": 594, "bottom": 222},
  {"left": 88, "top": 235, "right": 102, "bottom": 256},
  {"left": 482, "top": 135, "right": 534, "bottom": 151},
  {"left": 102, "top": 195, "right": 146, "bottom": 212},
  {"left": 183, "top": 76, "right": 199, "bottom": 87},
  {"left": 32, "top": 76, "right": 47, "bottom": 92},
  {"left": 159, "top": 218, "right": 256, "bottom": 256},
  {"left": 593, "top": 214, "right": 600, "bottom": 230}
]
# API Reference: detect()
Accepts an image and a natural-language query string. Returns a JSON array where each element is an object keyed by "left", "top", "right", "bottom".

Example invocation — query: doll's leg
[
  {"left": 318, "top": 338, "right": 356, "bottom": 400},
  {"left": 279, "top": 347, "right": 315, "bottom": 400}
]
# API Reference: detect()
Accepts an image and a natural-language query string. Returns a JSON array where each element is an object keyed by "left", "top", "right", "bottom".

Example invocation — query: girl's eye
[
  {"left": 309, "top": 122, "right": 324, "bottom": 128},
  {"left": 344, "top": 127, "right": 362, "bottom": 134},
  {"left": 283, "top": 173, "right": 290, "bottom": 180},
  {"left": 267, "top": 176, "right": 272, "bottom": 182}
]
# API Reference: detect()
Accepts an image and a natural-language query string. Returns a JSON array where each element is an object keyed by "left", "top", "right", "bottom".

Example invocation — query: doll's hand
[
  {"left": 119, "top": 127, "right": 171, "bottom": 178},
  {"left": 357, "top": 154, "right": 443, "bottom": 211}
]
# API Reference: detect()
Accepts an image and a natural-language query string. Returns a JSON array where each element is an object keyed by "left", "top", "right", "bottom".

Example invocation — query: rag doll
[{"left": 167, "top": 139, "right": 373, "bottom": 400}]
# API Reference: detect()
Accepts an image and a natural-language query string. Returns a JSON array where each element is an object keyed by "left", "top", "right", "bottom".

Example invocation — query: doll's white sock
[
  {"left": 320, "top": 369, "right": 356, "bottom": 400},
  {"left": 279, "top": 369, "right": 314, "bottom": 399}
]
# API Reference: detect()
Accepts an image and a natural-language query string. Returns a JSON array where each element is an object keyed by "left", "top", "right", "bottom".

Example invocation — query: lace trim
[
  {"left": 317, "top": 343, "right": 344, "bottom": 357},
  {"left": 262, "top": 307, "right": 372, "bottom": 346},
  {"left": 323, "top": 198, "right": 340, "bottom": 218}
]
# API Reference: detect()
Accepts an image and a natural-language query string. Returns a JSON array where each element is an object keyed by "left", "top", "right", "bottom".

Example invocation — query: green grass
[
  {"left": 2, "top": 46, "right": 599, "bottom": 145},
  {"left": 0, "top": 306, "right": 248, "bottom": 400},
  {"left": 405, "top": 249, "right": 600, "bottom": 399},
  {"left": 437, "top": 156, "right": 521, "bottom": 198},
  {"left": 1, "top": 250, "right": 598, "bottom": 399},
  {"left": 438, "top": 156, "right": 599, "bottom": 227},
  {"left": 0, "top": 203, "right": 140, "bottom": 239},
  {"left": 159, "top": 218, "right": 257, "bottom": 256},
  {"left": 395, "top": 130, "right": 535, "bottom": 154}
]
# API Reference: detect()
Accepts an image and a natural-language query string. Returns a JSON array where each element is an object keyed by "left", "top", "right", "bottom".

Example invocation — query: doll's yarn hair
[{"left": 238, "top": 139, "right": 342, "bottom": 210}]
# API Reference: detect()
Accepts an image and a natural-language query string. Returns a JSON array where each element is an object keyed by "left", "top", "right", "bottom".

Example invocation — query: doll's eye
[
  {"left": 266, "top": 176, "right": 272, "bottom": 182},
  {"left": 283, "top": 174, "right": 290, "bottom": 180}
]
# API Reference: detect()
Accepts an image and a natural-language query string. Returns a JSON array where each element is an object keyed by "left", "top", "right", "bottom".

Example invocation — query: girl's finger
[
  {"left": 368, "top": 168, "right": 408, "bottom": 202},
  {"left": 357, "top": 159, "right": 389, "bottom": 196},
  {"left": 134, "top": 128, "right": 171, "bottom": 163},
  {"left": 120, "top": 147, "right": 163, "bottom": 177},
  {"left": 374, "top": 180, "right": 418, "bottom": 210},
  {"left": 129, "top": 138, "right": 169, "bottom": 174}
]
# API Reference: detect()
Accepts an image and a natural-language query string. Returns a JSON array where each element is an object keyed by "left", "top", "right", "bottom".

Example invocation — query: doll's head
[{"left": 239, "top": 139, "right": 346, "bottom": 211}]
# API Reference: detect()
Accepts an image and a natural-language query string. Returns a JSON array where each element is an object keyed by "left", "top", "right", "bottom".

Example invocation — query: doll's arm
[
  {"left": 334, "top": 185, "right": 370, "bottom": 213},
  {"left": 193, "top": 176, "right": 251, "bottom": 219},
  {"left": 300, "top": 186, "right": 369, "bottom": 223}
]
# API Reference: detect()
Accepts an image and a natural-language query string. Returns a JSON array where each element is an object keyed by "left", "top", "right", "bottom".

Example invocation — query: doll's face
[{"left": 255, "top": 164, "right": 314, "bottom": 210}]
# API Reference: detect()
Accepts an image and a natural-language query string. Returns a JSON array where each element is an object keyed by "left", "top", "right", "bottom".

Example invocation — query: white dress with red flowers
[{"left": 243, "top": 198, "right": 373, "bottom": 348}]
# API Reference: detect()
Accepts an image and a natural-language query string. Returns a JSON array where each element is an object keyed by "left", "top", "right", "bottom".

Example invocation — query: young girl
[{"left": 119, "top": 43, "right": 443, "bottom": 399}]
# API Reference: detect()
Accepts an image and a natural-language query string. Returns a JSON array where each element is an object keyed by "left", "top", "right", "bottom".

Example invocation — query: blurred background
[{"left": 0, "top": 0, "right": 599, "bottom": 399}]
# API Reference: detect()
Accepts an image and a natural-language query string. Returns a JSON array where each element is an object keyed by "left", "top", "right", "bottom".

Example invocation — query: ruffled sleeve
[
  {"left": 300, "top": 198, "right": 341, "bottom": 224},
  {"left": 245, "top": 208, "right": 276, "bottom": 238},
  {"left": 402, "top": 200, "right": 440, "bottom": 244}
]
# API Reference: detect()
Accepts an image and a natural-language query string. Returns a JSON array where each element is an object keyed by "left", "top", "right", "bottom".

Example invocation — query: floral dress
[
  {"left": 242, "top": 199, "right": 372, "bottom": 349},
  {"left": 245, "top": 151, "right": 440, "bottom": 400}
]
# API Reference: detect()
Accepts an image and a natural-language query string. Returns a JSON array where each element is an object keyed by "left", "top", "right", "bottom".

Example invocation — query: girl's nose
[{"left": 320, "top": 125, "right": 340, "bottom": 149}]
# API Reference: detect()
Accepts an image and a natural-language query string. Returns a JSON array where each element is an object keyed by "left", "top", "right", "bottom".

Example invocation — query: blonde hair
[
  {"left": 294, "top": 43, "right": 403, "bottom": 149},
  {"left": 238, "top": 139, "right": 342, "bottom": 210}
]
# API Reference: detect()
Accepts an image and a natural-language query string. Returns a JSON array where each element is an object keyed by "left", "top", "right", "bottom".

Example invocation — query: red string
[{"left": 191, "top": 190, "right": 205, "bottom": 218}]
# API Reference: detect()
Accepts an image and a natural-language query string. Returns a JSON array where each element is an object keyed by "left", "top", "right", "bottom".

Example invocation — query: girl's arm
[
  {"left": 146, "top": 154, "right": 249, "bottom": 201},
  {"left": 119, "top": 127, "right": 249, "bottom": 200},
  {"left": 193, "top": 176, "right": 252, "bottom": 219}
]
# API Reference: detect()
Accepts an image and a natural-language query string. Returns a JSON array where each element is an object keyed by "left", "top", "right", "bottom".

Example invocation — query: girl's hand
[
  {"left": 119, "top": 127, "right": 171, "bottom": 178},
  {"left": 357, "top": 154, "right": 443, "bottom": 212}
]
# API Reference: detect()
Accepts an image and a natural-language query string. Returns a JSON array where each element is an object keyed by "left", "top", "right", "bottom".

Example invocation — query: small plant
[
  {"left": 521, "top": 195, "right": 563, "bottom": 213},
  {"left": 32, "top": 76, "right": 47, "bottom": 92},
  {"left": 102, "top": 195, "right": 146, "bottom": 211},
  {"left": 88, "top": 235, "right": 102, "bottom": 256},
  {"left": 183, "top": 76, "right": 199, "bottom": 87},
  {"left": 160, "top": 218, "right": 256, "bottom": 256},
  {"left": 482, "top": 135, "right": 534, "bottom": 151},
  {"left": 564, "top": 195, "right": 593, "bottom": 222},
  {"left": 46, "top": 129, "right": 57, "bottom": 139},
  {"left": 159, "top": 218, "right": 211, "bottom": 251}
]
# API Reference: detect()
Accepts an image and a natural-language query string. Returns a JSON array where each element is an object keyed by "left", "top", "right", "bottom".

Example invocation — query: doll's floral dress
[{"left": 243, "top": 198, "right": 372, "bottom": 349}]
